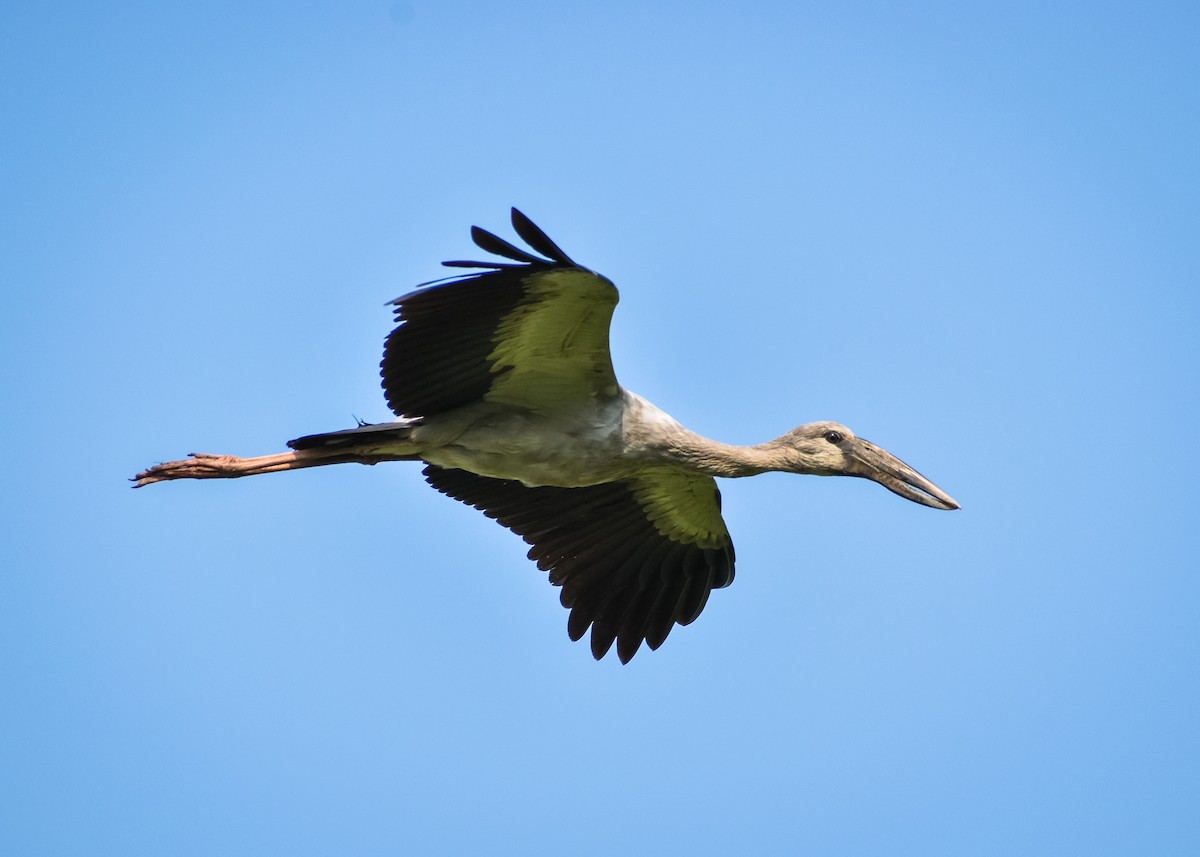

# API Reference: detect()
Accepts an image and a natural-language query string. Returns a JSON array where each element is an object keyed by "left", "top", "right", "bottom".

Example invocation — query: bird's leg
[
  {"left": 134, "top": 451, "right": 308, "bottom": 486},
  {"left": 133, "top": 447, "right": 410, "bottom": 488}
]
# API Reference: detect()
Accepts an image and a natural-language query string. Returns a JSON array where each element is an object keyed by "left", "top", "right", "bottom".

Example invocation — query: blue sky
[{"left": 2, "top": 2, "right": 1197, "bottom": 854}]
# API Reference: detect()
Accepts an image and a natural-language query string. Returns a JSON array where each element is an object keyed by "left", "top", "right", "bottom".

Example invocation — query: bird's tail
[
  {"left": 133, "top": 420, "right": 422, "bottom": 488},
  {"left": 286, "top": 418, "right": 422, "bottom": 450}
]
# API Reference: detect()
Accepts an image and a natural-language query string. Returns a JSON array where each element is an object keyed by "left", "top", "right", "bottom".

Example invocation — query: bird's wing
[
  {"left": 382, "top": 209, "right": 621, "bottom": 418},
  {"left": 424, "top": 464, "right": 736, "bottom": 663}
]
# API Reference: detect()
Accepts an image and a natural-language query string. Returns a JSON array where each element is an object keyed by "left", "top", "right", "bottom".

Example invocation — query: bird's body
[
  {"left": 404, "top": 394, "right": 637, "bottom": 487},
  {"left": 136, "top": 209, "right": 958, "bottom": 662}
]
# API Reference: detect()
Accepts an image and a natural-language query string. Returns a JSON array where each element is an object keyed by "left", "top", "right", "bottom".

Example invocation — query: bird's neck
[
  {"left": 658, "top": 429, "right": 782, "bottom": 479},
  {"left": 622, "top": 393, "right": 788, "bottom": 478}
]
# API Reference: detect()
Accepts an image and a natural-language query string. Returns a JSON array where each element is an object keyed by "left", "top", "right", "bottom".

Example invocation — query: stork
[{"left": 135, "top": 209, "right": 958, "bottom": 663}]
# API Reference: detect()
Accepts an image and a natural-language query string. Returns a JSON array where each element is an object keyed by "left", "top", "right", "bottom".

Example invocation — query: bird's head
[{"left": 769, "top": 421, "right": 959, "bottom": 510}]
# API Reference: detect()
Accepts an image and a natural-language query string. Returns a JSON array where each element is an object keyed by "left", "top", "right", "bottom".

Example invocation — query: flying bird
[{"left": 135, "top": 209, "right": 958, "bottom": 663}]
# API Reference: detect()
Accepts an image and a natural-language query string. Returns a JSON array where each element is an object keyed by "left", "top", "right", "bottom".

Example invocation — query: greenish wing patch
[
  {"left": 630, "top": 469, "right": 733, "bottom": 552},
  {"left": 484, "top": 269, "right": 621, "bottom": 411}
]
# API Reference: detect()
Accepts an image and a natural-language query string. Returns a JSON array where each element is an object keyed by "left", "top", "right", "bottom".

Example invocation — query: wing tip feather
[{"left": 435, "top": 208, "right": 582, "bottom": 272}]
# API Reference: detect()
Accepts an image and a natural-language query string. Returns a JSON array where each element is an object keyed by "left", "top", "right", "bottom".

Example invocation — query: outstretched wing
[
  {"left": 424, "top": 464, "right": 736, "bottom": 663},
  {"left": 382, "top": 209, "right": 621, "bottom": 418}
]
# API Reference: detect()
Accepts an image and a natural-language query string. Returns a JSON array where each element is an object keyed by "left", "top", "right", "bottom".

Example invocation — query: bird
[{"left": 135, "top": 208, "right": 959, "bottom": 663}]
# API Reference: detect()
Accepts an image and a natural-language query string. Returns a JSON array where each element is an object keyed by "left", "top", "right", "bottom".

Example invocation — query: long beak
[{"left": 847, "top": 438, "right": 960, "bottom": 510}]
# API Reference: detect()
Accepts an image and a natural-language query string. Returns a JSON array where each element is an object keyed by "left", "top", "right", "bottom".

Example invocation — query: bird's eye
[{"left": 823, "top": 430, "right": 844, "bottom": 444}]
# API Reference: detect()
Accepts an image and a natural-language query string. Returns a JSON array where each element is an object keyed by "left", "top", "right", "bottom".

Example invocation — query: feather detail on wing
[
  {"left": 423, "top": 465, "right": 735, "bottom": 663},
  {"left": 381, "top": 209, "right": 620, "bottom": 418}
]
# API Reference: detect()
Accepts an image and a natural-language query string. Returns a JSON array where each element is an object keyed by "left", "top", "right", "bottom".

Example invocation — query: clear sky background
[{"left": 2, "top": 2, "right": 1197, "bottom": 854}]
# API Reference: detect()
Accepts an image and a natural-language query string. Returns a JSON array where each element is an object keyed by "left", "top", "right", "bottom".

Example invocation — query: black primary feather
[
  {"left": 422, "top": 465, "right": 735, "bottom": 663},
  {"left": 510, "top": 208, "right": 577, "bottom": 267},
  {"left": 468, "top": 225, "right": 549, "bottom": 265}
]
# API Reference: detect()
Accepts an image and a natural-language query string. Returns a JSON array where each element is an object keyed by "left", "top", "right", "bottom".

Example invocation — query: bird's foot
[{"left": 132, "top": 453, "right": 263, "bottom": 487}]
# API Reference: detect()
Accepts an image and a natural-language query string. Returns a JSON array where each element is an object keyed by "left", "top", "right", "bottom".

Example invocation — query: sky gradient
[{"left": 2, "top": 2, "right": 1197, "bottom": 855}]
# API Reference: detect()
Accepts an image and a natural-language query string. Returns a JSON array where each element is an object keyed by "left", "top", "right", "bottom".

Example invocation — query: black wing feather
[
  {"left": 469, "top": 225, "right": 549, "bottom": 265},
  {"left": 510, "top": 208, "right": 577, "bottom": 266},
  {"left": 381, "top": 272, "right": 527, "bottom": 416}
]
